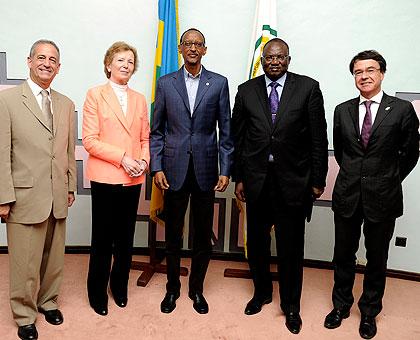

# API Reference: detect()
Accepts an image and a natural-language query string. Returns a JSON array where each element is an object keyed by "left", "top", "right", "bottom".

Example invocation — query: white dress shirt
[
  {"left": 27, "top": 78, "right": 52, "bottom": 114},
  {"left": 184, "top": 66, "right": 202, "bottom": 116}
]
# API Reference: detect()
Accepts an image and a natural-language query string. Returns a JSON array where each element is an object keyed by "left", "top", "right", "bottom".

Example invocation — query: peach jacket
[{"left": 82, "top": 83, "right": 150, "bottom": 185}]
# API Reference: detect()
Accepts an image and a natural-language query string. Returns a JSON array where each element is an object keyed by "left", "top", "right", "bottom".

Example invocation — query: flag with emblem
[
  {"left": 240, "top": 0, "right": 278, "bottom": 257},
  {"left": 247, "top": 0, "right": 278, "bottom": 79}
]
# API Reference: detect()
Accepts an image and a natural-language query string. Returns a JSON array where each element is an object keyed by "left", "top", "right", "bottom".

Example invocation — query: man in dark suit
[
  {"left": 0, "top": 40, "right": 76, "bottom": 340},
  {"left": 232, "top": 38, "right": 328, "bottom": 334},
  {"left": 150, "top": 28, "right": 233, "bottom": 315},
  {"left": 324, "top": 50, "right": 419, "bottom": 339}
]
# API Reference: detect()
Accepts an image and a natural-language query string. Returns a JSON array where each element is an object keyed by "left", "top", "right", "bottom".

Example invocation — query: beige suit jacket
[{"left": 0, "top": 81, "right": 76, "bottom": 224}]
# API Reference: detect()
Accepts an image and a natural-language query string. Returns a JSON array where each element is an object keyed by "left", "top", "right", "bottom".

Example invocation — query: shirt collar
[
  {"left": 183, "top": 65, "right": 202, "bottom": 80},
  {"left": 27, "top": 78, "right": 51, "bottom": 97},
  {"left": 359, "top": 90, "right": 383, "bottom": 105},
  {"left": 265, "top": 72, "right": 287, "bottom": 88},
  {"left": 109, "top": 79, "right": 128, "bottom": 91}
]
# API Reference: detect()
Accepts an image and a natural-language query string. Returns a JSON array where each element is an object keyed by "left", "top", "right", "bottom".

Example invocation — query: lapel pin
[
  {"left": 206, "top": 82, "right": 209, "bottom": 86},
  {"left": 385, "top": 106, "right": 391, "bottom": 110}
]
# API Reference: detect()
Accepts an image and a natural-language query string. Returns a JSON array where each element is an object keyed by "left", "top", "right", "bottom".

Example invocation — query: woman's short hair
[{"left": 103, "top": 41, "right": 138, "bottom": 79}]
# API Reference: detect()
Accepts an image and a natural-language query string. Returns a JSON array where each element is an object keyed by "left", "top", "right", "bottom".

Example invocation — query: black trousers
[
  {"left": 246, "top": 165, "right": 306, "bottom": 314},
  {"left": 87, "top": 181, "right": 141, "bottom": 307},
  {"left": 332, "top": 202, "right": 395, "bottom": 317},
  {"left": 164, "top": 158, "right": 215, "bottom": 294}
]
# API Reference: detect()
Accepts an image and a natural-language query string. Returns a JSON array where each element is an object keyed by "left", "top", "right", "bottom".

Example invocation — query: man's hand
[
  {"left": 214, "top": 175, "right": 229, "bottom": 192},
  {"left": 312, "top": 186, "right": 324, "bottom": 199},
  {"left": 234, "top": 182, "right": 246, "bottom": 202},
  {"left": 154, "top": 171, "right": 170, "bottom": 190},
  {"left": 0, "top": 204, "right": 11, "bottom": 221},
  {"left": 121, "top": 155, "right": 143, "bottom": 177},
  {"left": 68, "top": 192, "right": 75, "bottom": 207}
]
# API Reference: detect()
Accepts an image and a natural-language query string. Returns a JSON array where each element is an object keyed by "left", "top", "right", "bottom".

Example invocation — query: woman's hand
[{"left": 121, "top": 155, "right": 143, "bottom": 177}]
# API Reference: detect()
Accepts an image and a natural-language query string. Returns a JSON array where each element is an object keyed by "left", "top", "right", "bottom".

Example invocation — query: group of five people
[{"left": 0, "top": 28, "right": 418, "bottom": 340}]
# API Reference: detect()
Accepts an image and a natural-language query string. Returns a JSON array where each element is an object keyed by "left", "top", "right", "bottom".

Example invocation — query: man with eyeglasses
[
  {"left": 232, "top": 38, "right": 328, "bottom": 334},
  {"left": 324, "top": 50, "right": 419, "bottom": 339},
  {"left": 150, "top": 28, "right": 233, "bottom": 315}
]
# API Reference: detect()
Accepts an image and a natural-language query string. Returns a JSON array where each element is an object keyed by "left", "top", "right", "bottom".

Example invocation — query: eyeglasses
[
  {"left": 181, "top": 41, "right": 205, "bottom": 48},
  {"left": 353, "top": 67, "right": 381, "bottom": 78},
  {"left": 262, "top": 54, "right": 289, "bottom": 63}
]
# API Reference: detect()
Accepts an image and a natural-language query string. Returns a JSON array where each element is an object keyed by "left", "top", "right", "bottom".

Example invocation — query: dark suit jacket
[
  {"left": 232, "top": 72, "right": 328, "bottom": 211},
  {"left": 150, "top": 66, "right": 233, "bottom": 191},
  {"left": 332, "top": 93, "right": 419, "bottom": 222}
]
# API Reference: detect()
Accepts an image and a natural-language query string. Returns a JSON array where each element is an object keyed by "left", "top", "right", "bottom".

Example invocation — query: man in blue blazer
[{"left": 150, "top": 28, "right": 233, "bottom": 314}]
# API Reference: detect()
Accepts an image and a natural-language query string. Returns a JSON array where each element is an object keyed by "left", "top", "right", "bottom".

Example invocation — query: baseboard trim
[{"left": 1, "top": 246, "right": 419, "bottom": 282}]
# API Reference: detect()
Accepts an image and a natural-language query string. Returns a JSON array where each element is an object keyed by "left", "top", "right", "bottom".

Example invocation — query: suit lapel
[
  {"left": 254, "top": 75, "right": 272, "bottom": 128},
  {"left": 126, "top": 88, "right": 136, "bottom": 129},
  {"left": 370, "top": 93, "right": 394, "bottom": 135},
  {"left": 347, "top": 97, "right": 360, "bottom": 138},
  {"left": 274, "top": 73, "right": 295, "bottom": 131},
  {"left": 100, "top": 83, "right": 131, "bottom": 135},
  {"left": 192, "top": 67, "right": 211, "bottom": 115},
  {"left": 21, "top": 81, "right": 51, "bottom": 132},
  {"left": 50, "top": 89, "right": 62, "bottom": 136},
  {"left": 173, "top": 67, "right": 191, "bottom": 114}
]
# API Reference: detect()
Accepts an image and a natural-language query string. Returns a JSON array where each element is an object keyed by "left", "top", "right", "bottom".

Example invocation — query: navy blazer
[
  {"left": 332, "top": 93, "right": 419, "bottom": 222},
  {"left": 150, "top": 66, "right": 233, "bottom": 191}
]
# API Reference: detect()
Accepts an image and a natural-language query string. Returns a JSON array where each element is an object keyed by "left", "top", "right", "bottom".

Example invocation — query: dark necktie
[
  {"left": 268, "top": 82, "right": 280, "bottom": 122},
  {"left": 361, "top": 100, "right": 372, "bottom": 148},
  {"left": 41, "top": 89, "right": 53, "bottom": 130}
]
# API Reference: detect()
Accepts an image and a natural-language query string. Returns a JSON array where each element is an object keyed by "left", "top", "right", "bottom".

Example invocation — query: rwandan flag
[{"left": 149, "top": 0, "right": 180, "bottom": 223}]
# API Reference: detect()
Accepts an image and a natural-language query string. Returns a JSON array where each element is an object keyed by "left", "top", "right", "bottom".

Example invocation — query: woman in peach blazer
[{"left": 82, "top": 42, "right": 150, "bottom": 316}]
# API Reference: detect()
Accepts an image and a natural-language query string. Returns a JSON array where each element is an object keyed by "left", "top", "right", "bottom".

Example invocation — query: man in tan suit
[{"left": 0, "top": 39, "right": 76, "bottom": 340}]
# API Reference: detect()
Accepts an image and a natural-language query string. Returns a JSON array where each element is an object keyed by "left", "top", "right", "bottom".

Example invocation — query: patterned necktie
[
  {"left": 268, "top": 82, "right": 280, "bottom": 122},
  {"left": 361, "top": 100, "right": 372, "bottom": 148},
  {"left": 41, "top": 89, "right": 53, "bottom": 130}
]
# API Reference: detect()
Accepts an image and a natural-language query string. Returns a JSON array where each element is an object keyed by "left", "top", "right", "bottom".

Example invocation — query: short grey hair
[{"left": 29, "top": 39, "right": 60, "bottom": 59}]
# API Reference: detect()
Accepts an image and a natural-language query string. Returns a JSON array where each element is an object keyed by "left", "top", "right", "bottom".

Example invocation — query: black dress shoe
[
  {"left": 188, "top": 292, "right": 209, "bottom": 314},
  {"left": 160, "top": 292, "right": 180, "bottom": 313},
  {"left": 90, "top": 302, "right": 108, "bottom": 316},
  {"left": 39, "top": 309, "right": 64, "bottom": 325},
  {"left": 113, "top": 296, "right": 128, "bottom": 308},
  {"left": 18, "top": 324, "right": 38, "bottom": 340},
  {"left": 359, "top": 315, "right": 377, "bottom": 339},
  {"left": 324, "top": 308, "right": 350, "bottom": 329},
  {"left": 285, "top": 312, "right": 302, "bottom": 334},
  {"left": 244, "top": 296, "right": 272, "bottom": 315},
  {"left": 110, "top": 287, "right": 127, "bottom": 308}
]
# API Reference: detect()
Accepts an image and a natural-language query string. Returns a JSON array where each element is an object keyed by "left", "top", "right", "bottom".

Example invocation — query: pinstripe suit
[{"left": 331, "top": 93, "right": 419, "bottom": 317}]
